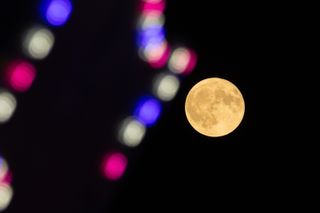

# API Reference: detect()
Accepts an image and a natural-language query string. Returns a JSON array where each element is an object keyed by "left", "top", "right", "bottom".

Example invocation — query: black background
[{"left": 0, "top": 0, "right": 309, "bottom": 212}]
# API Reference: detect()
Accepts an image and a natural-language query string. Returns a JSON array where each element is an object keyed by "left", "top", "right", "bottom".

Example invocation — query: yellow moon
[{"left": 185, "top": 77, "right": 245, "bottom": 137}]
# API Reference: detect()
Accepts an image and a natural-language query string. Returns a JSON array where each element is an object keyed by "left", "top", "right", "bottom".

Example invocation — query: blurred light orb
[
  {"left": 141, "top": 0, "right": 166, "bottom": 13},
  {"left": 45, "top": 0, "right": 73, "bottom": 26},
  {"left": 138, "top": 11, "right": 165, "bottom": 29},
  {"left": 118, "top": 117, "right": 146, "bottom": 147},
  {"left": 153, "top": 73, "right": 180, "bottom": 101},
  {"left": 102, "top": 152, "right": 128, "bottom": 181},
  {"left": 0, "top": 158, "right": 9, "bottom": 182},
  {"left": 140, "top": 40, "right": 170, "bottom": 68},
  {"left": 0, "top": 91, "right": 17, "bottom": 124},
  {"left": 137, "top": 26, "right": 165, "bottom": 48},
  {"left": 168, "top": 47, "right": 197, "bottom": 75},
  {"left": 5, "top": 60, "right": 36, "bottom": 92},
  {"left": 134, "top": 96, "right": 161, "bottom": 126},
  {"left": 23, "top": 26, "right": 55, "bottom": 60},
  {"left": 0, "top": 183, "right": 13, "bottom": 212}
]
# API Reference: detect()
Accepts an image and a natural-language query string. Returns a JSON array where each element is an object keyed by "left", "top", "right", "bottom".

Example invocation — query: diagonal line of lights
[
  {"left": 0, "top": 0, "right": 73, "bottom": 211},
  {"left": 101, "top": 0, "right": 197, "bottom": 181}
]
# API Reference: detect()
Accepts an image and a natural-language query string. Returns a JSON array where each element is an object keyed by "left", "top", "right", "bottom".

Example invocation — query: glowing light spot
[
  {"left": 118, "top": 117, "right": 146, "bottom": 147},
  {"left": 23, "top": 26, "right": 55, "bottom": 60},
  {"left": 5, "top": 60, "right": 36, "bottom": 92},
  {"left": 0, "top": 91, "right": 17, "bottom": 124},
  {"left": 168, "top": 47, "right": 197, "bottom": 75},
  {"left": 0, "top": 158, "right": 9, "bottom": 183},
  {"left": 137, "top": 26, "right": 166, "bottom": 48},
  {"left": 138, "top": 11, "right": 165, "bottom": 29},
  {"left": 44, "top": 0, "right": 73, "bottom": 26},
  {"left": 140, "top": 40, "right": 170, "bottom": 68},
  {"left": 0, "top": 183, "right": 13, "bottom": 212},
  {"left": 153, "top": 73, "right": 180, "bottom": 101},
  {"left": 140, "top": 0, "right": 166, "bottom": 13},
  {"left": 102, "top": 152, "right": 128, "bottom": 181},
  {"left": 134, "top": 96, "right": 161, "bottom": 126}
]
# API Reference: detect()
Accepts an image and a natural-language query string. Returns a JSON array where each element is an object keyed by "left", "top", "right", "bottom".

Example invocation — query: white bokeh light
[
  {"left": 138, "top": 11, "right": 165, "bottom": 29},
  {"left": 118, "top": 117, "right": 146, "bottom": 147},
  {"left": 23, "top": 26, "right": 55, "bottom": 60},
  {"left": 0, "top": 183, "right": 13, "bottom": 212},
  {"left": 168, "top": 47, "right": 191, "bottom": 74},
  {"left": 153, "top": 73, "right": 180, "bottom": 101},
  {"left": 0, "top": 90, "right": 17, "bottom": 124}
]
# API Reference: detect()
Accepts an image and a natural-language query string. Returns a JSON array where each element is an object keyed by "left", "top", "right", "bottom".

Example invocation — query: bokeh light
[
  {"left": 137, "top": 0, "right": 170, "bottom": 68},
  {"left": 134, "top": 96, "right": 162, "bottom": 126},
  {"left": 5, "top": 60, "right": 36, "bottom": 92},
  {"left": 43, "top": 0, "right": 73, "bottom": 26},
  {"left": 0, "top": 158, "right": 9, "bottom": 183},
  {"left": 118, "top": 117, "right": 146, "bottom": 147},
  {"left": 0, "top": 90, "right": 17, "bottom": 124},
  {"left": 0, "top": 183, "right": 13, "bottom": 212},
  {"left": 138, "top": 11, "right": 165, "bottom": 30},
  {"left": 101, "top": 152, "right": 128, "bottom": 181},
  {"left": 168, "top": 47, "right": 197, "bottom": 75},
  {"left": 140, "top": 0, "right": 166, "bottom": 13},
  {"left": 139, "top": 40, "right": 170, "bottom": 68},
  {"left": 23, "top": 26, "right": 55, "bottom": 60},
  {"left": 153, "top": 73, "right": 180, "bottom": 101}
]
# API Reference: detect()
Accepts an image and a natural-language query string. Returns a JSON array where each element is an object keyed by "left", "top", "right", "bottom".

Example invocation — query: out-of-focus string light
[
  {"left": 0, "top": 183, "right": 13, "bottom": 212},
  {"left": 4, "top": 60, "right": 36, "bottom": 92},
  {"left": 0, "top": 156, "right": 13, "bottom": 212},
  {"left": 134, "top": 96, "right": 162, "bottom": 126},
  {"left": 42, "top": 0, "right": 73, "bottom": 26},
  {"left": 0, "top": 90, "right": 17, "bottom": 124},
  {"left": 138, "top": 11, "right": 165, "bottom": 29},
  {"left": 0, "top": 158, "right": 9, "bottom": 183},
  {"left": 137, "top": 0, "right": 170, "bottom": 68},
  {"left": 140, "top": 0, "right": 166, "bottom": 13},
  {"left": 168, "top": 47, "right": 197, "bottom": 75},
  {"left": 153, "top": 73, "right": 180, "bottom": 101},
  {"left": 23, "top": 26, "right": 55, "bottom": 60},
  {"left": 118, "top": 117, "right": 146, "bottom": 147},
  {"left": 101, "top": 152, "right": 128, "bottom": 181}
]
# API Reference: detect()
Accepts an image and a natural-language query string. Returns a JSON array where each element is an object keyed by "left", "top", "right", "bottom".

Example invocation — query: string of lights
[
  {"left": 1, "top": 0, "right": 198, "bottom": 210},
  {"left": 0, "top": 0, "right": 73, "bottom": 211},
  {"left": 100, "top": 0, "right": 197, "bottom": 181}
]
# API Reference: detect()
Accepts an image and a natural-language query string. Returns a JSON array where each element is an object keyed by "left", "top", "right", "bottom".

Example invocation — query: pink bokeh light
[
  {"left": 183, "top": 49, "right": 197, "bottom": 75},
  {"left": 149, "top": 44, "right": 170, "bottom": 69},
  {"left": 0, "top": 171, "right": 12, "bottom": 185},
  {"left": 140, "top": 0, "right": 166, "bottom": 13},
  {"left": 5, "top": 60, "right": 36, "bottom": 92},
  {"left": 101, "top": 152, "right": 128, "bottom": 181}
]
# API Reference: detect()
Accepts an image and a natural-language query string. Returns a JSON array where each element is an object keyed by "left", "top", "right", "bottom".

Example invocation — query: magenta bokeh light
[
  {"left": 102, "top": 152, "right": 128, "bottom": 181},
  {"left": 182, "top": 49, "right": 197, "bottom": 75},
  {"left": 5, "top": 60, "right": 36, "bottom": 92},
  {"left": 140, "top": 0, "right": 166, "bottom": 13},
  {"left": 0, "top": 171, "right": 12, "bottom": 185}
]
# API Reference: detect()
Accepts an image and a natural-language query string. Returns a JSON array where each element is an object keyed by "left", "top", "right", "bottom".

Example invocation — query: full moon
[{"left": 185, "top": 77, "right": 245, "bottom": 137}]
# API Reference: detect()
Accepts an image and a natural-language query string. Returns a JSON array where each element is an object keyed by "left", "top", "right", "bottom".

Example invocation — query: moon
[{"left": 185, "top": 77, "right": 245, "bottom": 137}]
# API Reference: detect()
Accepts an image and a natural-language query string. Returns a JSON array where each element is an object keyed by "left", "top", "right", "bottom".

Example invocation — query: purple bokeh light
[
  {"left": 45, "top": 0, "right": 73, "bottom": 26},
  {"left": 134, "top": 96, "right": 162, "bottom": 126}
]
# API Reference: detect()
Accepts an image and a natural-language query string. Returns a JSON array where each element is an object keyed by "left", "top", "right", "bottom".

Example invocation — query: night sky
[{"left": 0, "top": 0, "right": 309, "bottom": 212}]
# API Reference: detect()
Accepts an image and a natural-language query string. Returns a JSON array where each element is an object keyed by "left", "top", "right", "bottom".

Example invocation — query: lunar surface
[{"left": 185, "top": 77, "right": 245, "bottom": 137}]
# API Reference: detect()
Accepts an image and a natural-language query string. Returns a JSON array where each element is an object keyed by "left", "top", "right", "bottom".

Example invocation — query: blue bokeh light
[
  {"left": 137, "top": 26, "right": 166, "bottom": 48},
  {"left": 42, "top": 0, "right": 73, "bottom": 26},
  {"left": 134, "top": 96, "right": 162, "bottom": 126}
]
